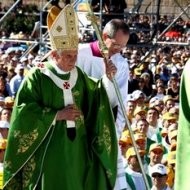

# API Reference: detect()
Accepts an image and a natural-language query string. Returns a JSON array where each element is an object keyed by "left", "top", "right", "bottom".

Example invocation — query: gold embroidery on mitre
[
  {"left": 47, "top": 5, "right": 79, "bottom": 51},
  {"left": 56, "top": 25, "right": 62, "bottom": 32}
]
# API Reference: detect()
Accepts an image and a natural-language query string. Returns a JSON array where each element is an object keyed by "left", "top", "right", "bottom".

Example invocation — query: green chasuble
[
  {"left": 3, "top": 62, "right": 118, "bottom": 190},
  {"left": 175, "top": 58, "right": 190, "bottom": 190}
]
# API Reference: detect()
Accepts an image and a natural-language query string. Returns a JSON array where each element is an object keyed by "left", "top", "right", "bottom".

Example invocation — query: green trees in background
[{"left": 0, "top": 4, "right": 39, "bottom": 36}]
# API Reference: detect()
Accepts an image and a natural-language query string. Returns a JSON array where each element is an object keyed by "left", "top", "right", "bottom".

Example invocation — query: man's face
[
  {"left": 1, "top": 109, "right": 11, "bottom": 121},
  {"left": 54, "top": 50, "right": 78, "bottom": 72},
  {"left": 104, "top": 29, "right": 129, "bottom": 55},
  {"left": 136, "top": 120, "right": 149, "bottom": 134},
  {"left": 154, "top": 100, "right": 164, "bottom": 112},
  {"left": 152, "top": 173, "right": 167, "bottom": 188},
  {"left": 150, "top": 149, "right": 163, "bottom": 164},
  {"left": 128, "top": 155, "right": 140, "bottom": 169},
  {"left": 126, "top": 101, "right": 135, "bottom": 115},
  {"left": 136, "top": 96, "right": 145, "bottom": 105},
  {"left": 19, "top": 69, "right": 24, "bottom": 76},
  {"left": 136, "top": 139, "right": 146, "bottom": 150},
  {"left": 166, "top": 100, "right": 175, "bottom": 110},
  {"left": 147, "top": 109, "right": 158, "bottom": 123}
]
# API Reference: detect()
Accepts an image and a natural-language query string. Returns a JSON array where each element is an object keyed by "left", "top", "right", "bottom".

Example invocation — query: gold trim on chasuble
[
  {"left": 22, "top": 157, "right": 36, "bottom": 188},
  {"left": 4, "top": 157, "right": 37, "bottom": 189},
  {"left": 14, "top": 129, "right": 39, "bottom": 154},
  {"left": 97, "top": 105, "right": 112, "bottom": 155},
  {"left": 96, "top": 105, "right": 113, "bottom": 178}
]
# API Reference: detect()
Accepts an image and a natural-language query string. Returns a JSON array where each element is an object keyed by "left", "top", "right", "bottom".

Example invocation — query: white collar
[{"left": 51, "top": 60, "right": 70, "bottom": 75}]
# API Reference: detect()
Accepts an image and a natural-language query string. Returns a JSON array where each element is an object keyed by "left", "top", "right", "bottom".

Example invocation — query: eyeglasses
[
  {"left": 152, "top": 174, "right": 166, "bottom": 178},
  {"left": 108, "top": 37, "right": 126, "bottom": 49},
  {"left": 112, "top": 42, "right": 126, "bottom": 49}
]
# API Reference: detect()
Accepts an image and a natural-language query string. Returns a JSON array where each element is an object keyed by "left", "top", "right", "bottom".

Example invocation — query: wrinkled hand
[
  {"left": 104, "top": 58, "right": 117, "bottom": 80},
  {"left": 56, "top": 104, "right": 82, "bottom": 121}
]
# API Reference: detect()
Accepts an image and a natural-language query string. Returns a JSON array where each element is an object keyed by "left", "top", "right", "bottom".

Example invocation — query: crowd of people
[{"left": 0, "top": 2, "right": 189, "bottom": 190}]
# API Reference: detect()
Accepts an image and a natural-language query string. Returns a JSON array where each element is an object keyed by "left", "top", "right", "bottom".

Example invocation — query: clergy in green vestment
[
  {"left": 175, "top": 58, "right": 190, "bottom": 190},
  {"left": 3, "top": 5, "right": 118, "bottom": 190}
]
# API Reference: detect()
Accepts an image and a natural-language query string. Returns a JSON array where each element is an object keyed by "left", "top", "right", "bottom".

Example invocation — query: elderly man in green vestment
[
  {"left": 175, "top": 58, "right": 190, "bottom": 190},
  {"left": 3, "top": 5, "right": 118, "bottom": 190}
]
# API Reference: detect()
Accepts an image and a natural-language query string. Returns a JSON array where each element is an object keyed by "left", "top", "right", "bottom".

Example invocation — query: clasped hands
[{"left": 56, "top": 104, "right": 82, "bottom": 121}]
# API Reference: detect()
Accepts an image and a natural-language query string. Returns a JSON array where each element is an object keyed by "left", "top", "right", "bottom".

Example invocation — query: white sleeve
[
  {"left": 102, "top": 74, "right": 118, "bottom": 108},
  {"left": 111, "top": 55, "right": 129, "bottom": 137}
]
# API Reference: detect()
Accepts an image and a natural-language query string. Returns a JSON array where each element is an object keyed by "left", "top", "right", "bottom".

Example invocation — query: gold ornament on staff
[{"left": 85, "top": 4, "right": 108, "bottom": 59}]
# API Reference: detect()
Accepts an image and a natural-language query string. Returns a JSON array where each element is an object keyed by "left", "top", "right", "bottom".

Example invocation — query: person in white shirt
[
  {"left": 125, "top": 147, "right": 152, "bottom": 190},
  {"left": 147, "top": 107, "right": 161, "bottom": 141},
  {"left": 9, "top": 64, "right": 25, "bottom": 98},
  {"left": 77, "top": 19, "right": 130, "bottom": 137}
]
